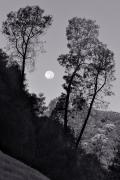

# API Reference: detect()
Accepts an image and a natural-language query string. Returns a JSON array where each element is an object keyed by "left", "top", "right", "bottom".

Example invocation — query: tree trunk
[
  {"left": 64, "top": 88, "right": 70, "bottom": 133},
  {"left": 75, "top": 93, "right": 96, "bottom": 149},
  {"left": 64, "top": 65, "right": 80, "bottom": 133},
  {"left": 21, "top": 56, "right": 26, "bottom": 88},
  {"left": 75, "top": 70, "right": 100, "bottom": 149}
]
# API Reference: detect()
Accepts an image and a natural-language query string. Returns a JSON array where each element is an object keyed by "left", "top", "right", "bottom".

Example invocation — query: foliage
[
  {"left": 57, "top": 17, "right": 99, "bottom": 132},
  {"left": 86, "top": 123, "right": 117, "bottom": 167},
  {"left": 106, "top": 145, "right": 120, "bottom": 180},
  {"left": 50, "top": 93, "right": 66, "bottom": 120},
  {"left": 66, "top": 17, "right": 99, "bottom": 56},
  {"left": 64, "top": 107, "right": 120, "bottom": 169},
  {"left": 83, "top": 42, "right": 115, "bottom": 105},
  {"left": 33, "top": 115, "right": 106, "bottom": 180},
  {"left": 0, "top": 48, "right": 107, "bottom": 180},
  {"left": 2, "top": 5, "right": 52, "bottom": 85},
  {"left": 75, "top": 41, "right": 115, "bottom": 148},
  {"left": 58, "top": 16, "right": 115, "bottom": 147},
  {"left": 27, "top": 93, "right": 47, "bottom": 116}
]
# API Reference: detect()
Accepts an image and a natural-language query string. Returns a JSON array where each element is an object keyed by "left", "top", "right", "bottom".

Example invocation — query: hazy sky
[{"left": 0, "top": 0, "right": 120, "bottom": 112}]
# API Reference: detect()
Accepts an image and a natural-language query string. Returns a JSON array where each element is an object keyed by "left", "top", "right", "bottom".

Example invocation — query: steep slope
[
  {"left": 0, "top": 150, "right": 50, "bottom": 180},
  {"left": 68, "top": 109, "right": 120, "bottom": 137},
  {"left": 48, "top": 97, "right": 120, "bottom": 167},
  {"left": 67, "top": 109, "right": 120, "bottom": 167},
  {"left": 0, "top": 50, "right": 37, "bottom": 165}
]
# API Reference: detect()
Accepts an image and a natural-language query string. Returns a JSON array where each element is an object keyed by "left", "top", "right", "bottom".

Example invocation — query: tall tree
[
  {"left": 2, "top": 5, "right": 52, "bottom": 87},
  {"left": 76, "top": 42, "right": 115, "bottom": 148},
  {"left": 58, "top": 17, "right": 99, "bottom": 133}
]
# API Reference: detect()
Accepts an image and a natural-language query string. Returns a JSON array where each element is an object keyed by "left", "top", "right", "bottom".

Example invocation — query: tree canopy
[
  {"left": 2, "top": 5, "right": 52, "bottom": 86},
  {"left": 57, "top": 17, "right": 100, "bottom": 132},
  {"left": 76, "top": 41, "right": 115, "bottom": 148}
]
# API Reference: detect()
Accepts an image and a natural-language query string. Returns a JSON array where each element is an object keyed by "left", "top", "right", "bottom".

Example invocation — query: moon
[{"left": 45, "top": 70, "right": 55, "bottom": 79}]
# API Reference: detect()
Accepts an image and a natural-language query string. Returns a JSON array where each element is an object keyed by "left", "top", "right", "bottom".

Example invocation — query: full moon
[{"left": 45, "top": 70, "right": 55, "bottom": 79}]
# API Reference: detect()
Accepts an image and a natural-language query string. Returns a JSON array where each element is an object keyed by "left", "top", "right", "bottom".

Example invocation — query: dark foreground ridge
[{"left": 0, "top": 150, "right": 50, "bottom": 180}]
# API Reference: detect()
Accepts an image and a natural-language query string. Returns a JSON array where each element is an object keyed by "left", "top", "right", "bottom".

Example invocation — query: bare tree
[{"left": 2, "top": 6, "right": 52, "bottom": 87}]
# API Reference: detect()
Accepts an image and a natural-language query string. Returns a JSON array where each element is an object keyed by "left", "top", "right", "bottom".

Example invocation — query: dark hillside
[
  {"left": 0, "top": 49, "right": 36, "bottom": 164},
  {"left": 0, "top": 49, "right": 107, "bottom": 180}
]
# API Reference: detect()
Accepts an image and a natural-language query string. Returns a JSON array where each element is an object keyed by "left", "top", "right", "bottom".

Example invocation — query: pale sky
[{"left": 0, "top": 0, "right": 120, "bottom": 112}]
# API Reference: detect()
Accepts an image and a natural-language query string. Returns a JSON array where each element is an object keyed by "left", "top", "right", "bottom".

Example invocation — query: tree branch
[
  {"left": 15, "top": 38, "right": 23, "bottom": 57},
  {"left": 96, "top": 72, "right": 107, "bottom": 94}
]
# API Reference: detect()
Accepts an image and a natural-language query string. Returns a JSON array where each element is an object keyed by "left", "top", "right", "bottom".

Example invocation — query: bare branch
[{"left": 15, "top": 38, "right": 23, "bottom": 57}]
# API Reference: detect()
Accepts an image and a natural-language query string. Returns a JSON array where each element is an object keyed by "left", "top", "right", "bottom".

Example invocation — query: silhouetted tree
[
  {"left": 47, "top": 97, "right": 58, "bottom": 116},
  {"left": 0, "top": 49, "right": 8, "bottom": 72},
  {"left": 51, "top": 93, "right": 66, "bottom": 121},
  {"left": 58, "top": 17, "right": 99, "bottom": 133},
  {"left": 29, "top": 93, "right": 47, "bottom": 116},
  {"left": 2, "top": 5, "right": 52, "bottom": 87},
  {"left": 0, "top": 49, "right": 36, "bottom": 164},
  {"left": 76, "top": 42, "right": 115, "bottom": 148}
]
